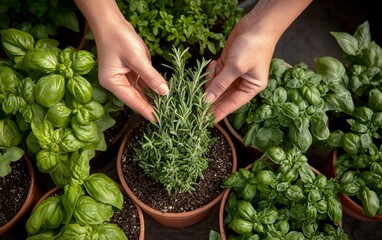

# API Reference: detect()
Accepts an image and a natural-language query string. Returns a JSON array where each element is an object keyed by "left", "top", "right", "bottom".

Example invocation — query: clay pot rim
[
  {"left": 32, "top": 185, "right": 145, "bottom": 240},
  {"left": 330, "top": 149, "right": 382, "bottom": 221},
  {"left": 117, "top": 119, "right": 237, "bottom": 218},
  {"left": 0, "top": 155, "right": 36, "bottom": 235}
]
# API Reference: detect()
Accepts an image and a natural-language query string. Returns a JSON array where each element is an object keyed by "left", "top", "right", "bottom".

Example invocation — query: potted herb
[
  {"left": 117, "top": 47, "right": 237, "bottom": 228},
  {"left": 114, "top": 0, "right": 244, "bottom": 63},
  {"left": 0, "top": 27, "right": 134, "bottom": 237},
  {"left": 219, "top": 146, "right": 349, "bottom": 239},
  {"left": 318, "top": 21, "right": 382, "bottom": 221},
  {"left": 225, "top": 58, "right": 343, "bottom": 156},
  {"left": 25, "top": 173, "right": 144, "bottom": 239}
]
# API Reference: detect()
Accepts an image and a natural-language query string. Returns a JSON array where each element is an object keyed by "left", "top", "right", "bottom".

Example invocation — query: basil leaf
[
  {"left": 0, "top": 28, "right": 34, "bottom": 58},
  {"left": 73, "top": 196, "right": 114, "bottom": 225},
  {"left": 97, "top": 223, "right": 128, "bottom": 240},
  {"left": 26, "top": 196, "right": 64, "bottom": 235}
]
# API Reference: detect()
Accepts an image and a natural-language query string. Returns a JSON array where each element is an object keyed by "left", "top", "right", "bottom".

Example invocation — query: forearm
[
  {"left": 246, "top": 0, "right": 313, "bottom": 44},
  {"left": 74, "top": 0, "right": 128, "bottom": 41}
]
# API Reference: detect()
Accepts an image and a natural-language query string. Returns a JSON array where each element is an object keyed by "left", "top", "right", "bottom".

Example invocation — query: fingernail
[
  {"left": 158, "top": 83, "right": 169, "bottom": 95},
  {"left": 205, "top": 92, "right": 216, "bottom": 103}
]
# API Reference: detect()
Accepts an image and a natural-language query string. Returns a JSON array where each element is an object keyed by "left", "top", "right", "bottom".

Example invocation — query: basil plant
[
  {"left": 316, "top": 21, "right": 382, "bottom": 217},
  {"left": 228, "top": 58, "right": 351, "bottom": 153},
  {"left": 221, "top": 146, "right": 348, "bottom": 239},
  {"left": 0, "top": 27, "right": 124, "bottom": 187},
  {"left": 26, "top": 173, "right": 128, "bottom": 240}
]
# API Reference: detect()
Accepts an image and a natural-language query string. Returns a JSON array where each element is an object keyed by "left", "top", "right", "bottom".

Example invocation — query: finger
[
  {"left": 132, "top": 59, "right": 169, "bottom": 96},
  {"left": 212, "top": 86, "right": 255, "bottom": 123},
  {"left": 205, "top": 60, "right": 217, "bottom": 90},
  {"left": 205, "top": 64, "right": 240, "bottom": 104},
  {"left": 105, "top": 74, "right": 156, "bottom": 122}
]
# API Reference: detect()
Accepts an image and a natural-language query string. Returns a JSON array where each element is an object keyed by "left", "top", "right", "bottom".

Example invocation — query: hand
[
  {"left": 74, "top": 0, "right": 169, "bottom": 122},
  {"left": 95, "top": 19, "right": 169, "bottom": 122},
  {"left": 205, "top": 0, "right": 312, "bottom": 123},
  {"left": 205, "top": 15, "right": 274, "bottom": 123}
]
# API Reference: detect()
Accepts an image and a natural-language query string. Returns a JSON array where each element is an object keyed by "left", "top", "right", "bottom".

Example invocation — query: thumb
[{"left": 134, "top": 60, "right": 169, "bottom": 95}]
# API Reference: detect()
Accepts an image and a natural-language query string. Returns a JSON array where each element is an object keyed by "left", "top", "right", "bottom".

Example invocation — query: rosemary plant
[{"left": 134, "top": 47, "right": 216, "bottom": 193}]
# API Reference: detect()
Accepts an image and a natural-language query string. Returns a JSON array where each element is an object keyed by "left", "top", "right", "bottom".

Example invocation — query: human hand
[
  {"left": 204, "top": 15, "right": 275, "bottom": 123},
  {"left": 74, "top": 0, "right": 169, "bottom": 122},
  {"left": 95, "top": 20, "right": 169, "bottom": 122},
  {"left": 204, "top": 0, "right": 312, "bottom": 123}
]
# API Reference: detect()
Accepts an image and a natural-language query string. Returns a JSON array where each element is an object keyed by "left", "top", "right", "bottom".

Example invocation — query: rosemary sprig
[{"left": 134, "top": 47, "right": 216, "bottom": 193}]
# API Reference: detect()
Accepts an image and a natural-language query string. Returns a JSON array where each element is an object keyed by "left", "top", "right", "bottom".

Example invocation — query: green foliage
[
  {"left": 315, "top": 21, "right": 382, "bottom": 217},
  {"left": 0, "top": 0, "right": 80, "bottom": 40},
  {"left": 134, "top": 47, "right": 216, "bottom": 193},
  {"left": 115, "top": 0, "right": 244, "bottom": 62},
  {"left": 221, "top": 148, "right": 348, "bottom": 239},
  {"left": 228, "top": 58, "right": 340, "bottom": 153},
  {"left": 0, "top": 27, "right": 128, "bottom": 238},
  {"left": 26, "top": 173, "right": 126, "bottom": 240}
]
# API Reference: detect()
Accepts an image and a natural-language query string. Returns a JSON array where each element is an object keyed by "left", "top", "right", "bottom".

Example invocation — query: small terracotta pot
[
  {"left": 325, "top": 150, "right": 382, "bottom": 222},
  {"left": 117, "top": 120, "right": 237, "bottom": 228},
  {"left": 219, "top": 163, "right": 340, "bottom": 240},
  {"left": 32, "top": 185, "right": 145, "bottom": 239},
  {"left": 0, "top": 155, "right": 43, "bottom": 236}
]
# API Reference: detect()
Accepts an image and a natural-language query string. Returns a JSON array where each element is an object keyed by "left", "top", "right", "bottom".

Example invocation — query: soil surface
[
  {"left": 110, "top": 193, "right": 142, "bottom": 240},
  {"left": 0, "top": 159, "right": 30, "bottom": 226},
  {"left": 120, "top": 120, "right": 234, "bottom": 212}
]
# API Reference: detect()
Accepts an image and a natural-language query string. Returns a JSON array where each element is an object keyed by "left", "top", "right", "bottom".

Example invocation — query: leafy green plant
[
  {"left": 221, "top": 146, "right": 348, "bottom": 239},
  {"left": 0, "top": 0, "right": 80, "bottom": 40},
  {"left": 114, "top": 0, "right": 243, "bottom": 61},
  {"left": 228, "top": 58, "right": 353, "bottom": 153},
  {"left": 0, "top": 27, "right": 124, "bottom": 186},
  {"left": 134, "top": 47, "right": 216, "bottom": 193},
  {"left": 26, "top": 173, "right": 127, "bottom": 239},
  {"left": 317, "top": 21, "right": 382, "bottom": 217}
]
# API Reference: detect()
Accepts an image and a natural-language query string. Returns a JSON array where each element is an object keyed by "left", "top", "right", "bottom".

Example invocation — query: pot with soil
[
  {"left": 117, "top": 47, "right": 237, "bottom": 228},
  {"left": 26, "top": 174, "right": 144, "bottom": 240},
  {"left": 0, "top": 154, "right": 42, "bottom": 237},
  {"left": 219, "top": 147, "right": 348, "bottom": 239}
]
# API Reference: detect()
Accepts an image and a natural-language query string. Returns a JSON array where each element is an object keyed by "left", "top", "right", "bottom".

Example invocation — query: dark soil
[
  {"left": 0, "top": 159, "right": 30, "bottom": 226},
  {"left": 120, "top": 120, "right": 234, "bottom": 213},
  {"left": 110, "top": 193, "right": 142, "bottom": 240},
  {"left": 104, "top": 106, "right": 133, "bottom": 145}
]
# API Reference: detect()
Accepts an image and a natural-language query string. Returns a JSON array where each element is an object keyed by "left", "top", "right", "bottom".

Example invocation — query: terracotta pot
[
  {"left": 219, "top": 163, "right": 340, "bottom": 240},
  {"left": 32, "top": 185, "right": 145, "bottom": 240},
  {"left": 117, "top": 120, "right": 237, "bottom": 228},
  {"left": 325, "top": 150, "right": 382, "bottom": 222},
  {"left": 0, "top": 155, "right": 43, "bottom": 236}
]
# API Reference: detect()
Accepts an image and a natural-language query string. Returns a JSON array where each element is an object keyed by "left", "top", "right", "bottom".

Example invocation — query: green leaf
[
  {"left": 73, "top": 196, "right": 114, "bottom": 225},
  {"left": 354, "top": 21, "right": 371, "bottom": 49},
  {"left": 84, "top": 173, "right": 123, "bottom": 209},
  {"left": 22, "top": 48, "right": 58, "bottom": 73},
  {"left": 62, "top": 182, "right": 83, "bottom": 224},
  {"left": 26, "top": 196, "right": 64, "bottom": 235},
  {"left": 228, "top": 218, "right": 253, "bottom": 235},
  {"left": 0, "top": 28, "right": 34, "bottom": 58},
  {"left": 361, "top": 187, "right": 380, "bottom": 217},
  {"left": 330, "top": 31, "right": 358, "bottom": 56},
  {"left": 49, "top": 7, "right": 80, "bottom": 32},
  {"left": 208, "top": 230, "right": 222, "bottom": 240},
  {"left": 35, "top": 74, "right": 65, "bottom": 108},
  {"left": 56, "top": 224, "right": 91, "bottom": 240},
  {"left": 0, "top": 147, "right": 24, "bottom": 177},
  {"left": 0, "top": 119, "right": 22, "bottom": 149},
  {"left": 97, "top": 223, "right": 128, "bottom": 240}
]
